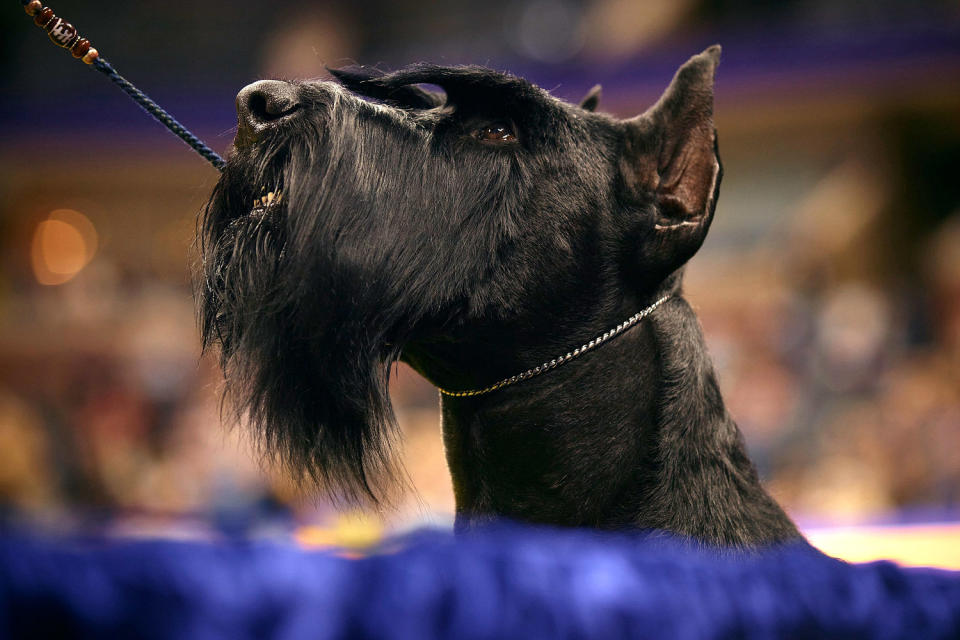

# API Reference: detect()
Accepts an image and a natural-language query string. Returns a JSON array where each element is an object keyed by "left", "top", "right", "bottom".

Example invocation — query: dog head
[{"left": 197, "top": 46, "right": 721, "bottom": 505}]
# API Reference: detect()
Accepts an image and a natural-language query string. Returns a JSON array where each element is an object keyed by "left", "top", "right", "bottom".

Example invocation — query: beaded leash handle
[{"left": 20, "top": 0, "right": 226, "bottom": 171}]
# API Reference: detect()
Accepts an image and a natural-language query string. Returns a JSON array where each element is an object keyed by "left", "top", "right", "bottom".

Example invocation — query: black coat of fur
[{"left": 198, "top": 46, "right": 800, "bottom": 546}]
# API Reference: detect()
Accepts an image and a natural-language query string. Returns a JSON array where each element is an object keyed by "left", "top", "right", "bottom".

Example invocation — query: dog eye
[{"left": 473, "top": 122, "right": 517, "bottom": 144}]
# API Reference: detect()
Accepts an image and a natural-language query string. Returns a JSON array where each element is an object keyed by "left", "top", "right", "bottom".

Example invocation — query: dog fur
[{"left": 198, "top": 45, "right": 801, "bottom": 546}]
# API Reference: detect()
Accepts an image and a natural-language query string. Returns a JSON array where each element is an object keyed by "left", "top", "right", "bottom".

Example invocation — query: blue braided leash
[
  {"left": 20, "top": 1, "right": 225, "bottom": 172},
  {"left": 91, "top": 57, "right": 226, "bottom": 171}
]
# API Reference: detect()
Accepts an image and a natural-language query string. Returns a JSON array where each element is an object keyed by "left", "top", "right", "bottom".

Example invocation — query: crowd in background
[{"left": 1, "top": 0, "right": 958, "bottom": 535}]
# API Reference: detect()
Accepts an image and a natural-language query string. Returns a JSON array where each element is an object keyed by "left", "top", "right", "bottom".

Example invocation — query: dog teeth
[
  {"left": 252, "top": 188, "right": 283, "bottom": 211},
  {"left": 253, "top": 187, "right": 283, "bottom": 211}
]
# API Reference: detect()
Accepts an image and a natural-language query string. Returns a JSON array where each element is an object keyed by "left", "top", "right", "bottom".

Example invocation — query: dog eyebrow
[
  {"left": 330, "top": 64, "right": 538, "bottom": 110},
  {"left": 329, "top": 67, "right": 444, "bottom": 110}
]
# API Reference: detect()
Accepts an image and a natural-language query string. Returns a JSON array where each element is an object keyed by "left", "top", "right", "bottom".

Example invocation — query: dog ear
[
  {"left": 579, "top": 84, "right": 602, "bottom": 112},
  {"left": 621, "top": 45, "right": 722, "bottom": 279}
]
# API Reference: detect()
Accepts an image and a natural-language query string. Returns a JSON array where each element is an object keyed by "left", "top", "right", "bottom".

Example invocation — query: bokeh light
[{"left": 30, "top": 209, "right": 98, "bottom": 285}]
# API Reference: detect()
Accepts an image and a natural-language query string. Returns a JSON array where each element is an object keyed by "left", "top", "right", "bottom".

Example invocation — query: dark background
[{"left": 1, "top": 0, "right": 959, "bottom": 538}]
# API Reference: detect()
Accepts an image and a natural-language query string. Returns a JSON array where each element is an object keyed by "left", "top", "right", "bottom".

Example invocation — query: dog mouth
[{"left": 251, "top": 185, "right": 284, "bottom": 216}]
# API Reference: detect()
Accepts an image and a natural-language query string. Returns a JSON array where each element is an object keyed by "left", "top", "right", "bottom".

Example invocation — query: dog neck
[
  {"left": 415, "top": 277, "right": 800, "bottom": 546},
  {"left": 435, "top": 294, "right": 673, "bottom": 398}
]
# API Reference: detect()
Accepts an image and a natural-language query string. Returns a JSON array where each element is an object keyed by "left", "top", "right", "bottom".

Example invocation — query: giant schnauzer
[{"left": 198, "top": 45, "right": 801, "bottom": 546}]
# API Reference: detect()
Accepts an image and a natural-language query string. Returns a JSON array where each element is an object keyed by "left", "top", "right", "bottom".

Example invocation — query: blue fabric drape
[{"left": 1, "top": 526, "right": 958, "bottom": 639}]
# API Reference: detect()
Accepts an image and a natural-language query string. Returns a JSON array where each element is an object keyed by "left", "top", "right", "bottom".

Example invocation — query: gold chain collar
[{"left": 438, "top": 295, "right": 672, "bottom": 398}]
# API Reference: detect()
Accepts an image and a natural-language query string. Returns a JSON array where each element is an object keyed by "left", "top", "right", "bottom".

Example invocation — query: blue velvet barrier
[{"left": 1, "top": 526, "right": 959, "bottom": 639}]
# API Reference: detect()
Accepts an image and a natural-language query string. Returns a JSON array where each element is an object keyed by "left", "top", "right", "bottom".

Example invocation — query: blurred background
[{"left": 1, "top": 0, "right": 958, "bottom": 553}]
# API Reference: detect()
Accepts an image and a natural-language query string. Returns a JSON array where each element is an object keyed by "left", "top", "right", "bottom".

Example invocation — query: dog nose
[{"left": 235, "top": 80, "right": 300, "bottom": 145}]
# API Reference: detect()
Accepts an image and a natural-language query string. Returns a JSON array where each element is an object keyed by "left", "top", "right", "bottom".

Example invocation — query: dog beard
[
  {"left": 197, "top": 79, "right": 529, "bottom": 505},
  {"left": 197, "top": 118, "right": 415, "bottom": 506}
]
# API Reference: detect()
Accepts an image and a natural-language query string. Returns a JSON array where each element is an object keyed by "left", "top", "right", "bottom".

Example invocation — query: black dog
[{"left": 198, "top": 45, "right": 800, "bottom": 546}]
